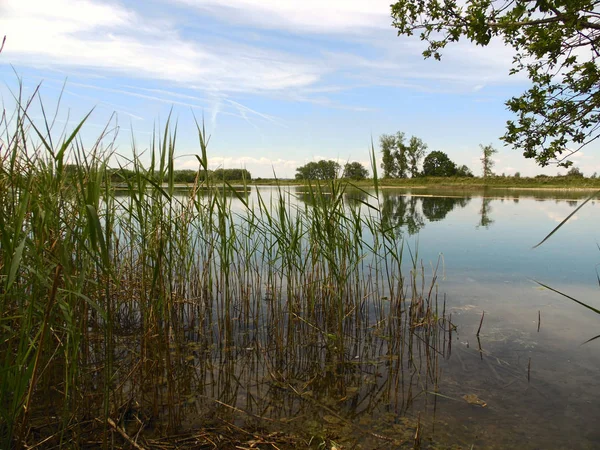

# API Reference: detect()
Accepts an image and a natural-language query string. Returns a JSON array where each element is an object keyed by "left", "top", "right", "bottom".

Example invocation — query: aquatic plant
[{"left": 0, "top": 87, "right": 451, "bottom": 448}]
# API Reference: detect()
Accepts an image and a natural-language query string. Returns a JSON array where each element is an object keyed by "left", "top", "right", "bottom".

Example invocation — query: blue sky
[{"left": 1, "top": 0, "right": 599, "bottom": 178}]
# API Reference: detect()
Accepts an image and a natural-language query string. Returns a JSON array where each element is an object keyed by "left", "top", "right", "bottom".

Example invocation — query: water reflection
[
  {"left": 477, "top": 197, "right": 494, "bottom": 229},
  {"left": 421, "top": 196, "right": 471, "bottom": 222},
  {"left": 295, "top": 188, "right": 476, "bottom": 234},
  {"left": 381, "top": 193, "right": 425, "bottom": 235}
]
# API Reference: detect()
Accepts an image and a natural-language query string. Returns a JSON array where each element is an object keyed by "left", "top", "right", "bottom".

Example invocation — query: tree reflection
[
  {"left": 477, "top": 197, "right": 494, "bottom": 228},
  {"left": 421, "top": 196, "right": 471, "bottom": 222},
  {"left": 380, "top": 193, "right": 424, "bottom": 235}
]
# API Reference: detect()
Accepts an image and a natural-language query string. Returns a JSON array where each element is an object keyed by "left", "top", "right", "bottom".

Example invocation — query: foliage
[
  {"left": 295, "top": 160, "right": 340, "bottom": 180},
  {"left": 422, "top": 151, "right": 458, "bottom": 176},
  {"left": 390, "top": 0, "right": 600, "bottom": 167},
  {"left": 407, "top": 136, "right": 428, "bottom": 177},
  {"left": 480, "top": 144, "right": 498, "bottom": 178},
  {"left": 380, "top": 132, "right": 427, "bottom": 178},
  {"left": 380, "top": 133, "right": 407, "bottom": 178},
  {"left": 456, "top": 165, "right": 474, "bottom": 177},
  {"left": 212, "top": 168, "right": 252, "bottom": 181},
  {"left": 566, "top": 166, "right": 584, "bottom": 177},
  {"left": 342, "top": 161, "right": 369, "bottom": 180}
]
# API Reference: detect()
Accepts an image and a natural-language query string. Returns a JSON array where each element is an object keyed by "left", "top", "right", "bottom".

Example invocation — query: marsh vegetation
[{"left": 0, "top": 95, "right": 455, "bottom": 449}]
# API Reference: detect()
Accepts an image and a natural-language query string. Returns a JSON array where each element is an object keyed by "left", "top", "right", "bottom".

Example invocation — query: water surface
[{"left": 246, "top": 186, "right": 600, "bottom": 449}]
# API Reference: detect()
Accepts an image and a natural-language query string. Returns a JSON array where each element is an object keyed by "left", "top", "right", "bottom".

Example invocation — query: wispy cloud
[
  {"left": 2, "top": 0, "right": 323, "bottom": 93},
  {"left": 175, "top": 0, "right": 393, "bottom": 33},
  {"left": 179, "top": 155, "right": 298, "bottom": 172}
]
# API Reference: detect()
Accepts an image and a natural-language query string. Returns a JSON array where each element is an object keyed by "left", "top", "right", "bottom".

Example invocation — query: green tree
[
  {"left": 380, "top": 132, "right": 408, "bottom": 178},
  {"left": 390, "top": 0, "right": 600, "bottom": 167},
  {"left": 407, "top": 136, "right": 428, "bottom": 177},
  {"left": 380, "top": 132, "right": 427, "bottom": 178},
  {"left": 295, "top": 160, "right": 340, "bottom": 180},
  {"left": 422, "top": 151, "right": 457, "bottom": 177},
  {"left": 380, "top": 134, "right": 398, "bottom": 178},
  {"left": 567, "top": 166, "right": 584, "bottom": 177},
  {"left": 481, "top": 144, "right": 498, "bottom": 178},
  {"left": 212, "top": 168, "right": 252, "bottom": 181},
  {"left": 456, "top": 165, "right": 474, "bottom": 177},
  {"left": 342, "top": 161, "right": 369, "bottom": 180}
]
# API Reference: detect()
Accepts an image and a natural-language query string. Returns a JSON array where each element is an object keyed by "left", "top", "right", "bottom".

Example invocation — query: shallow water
[
  {"left": 235, "top": 186, "right": 600, "bottom": 449},
  {"left": 103, "top": 185, "right": 600, "bottom": 449}
]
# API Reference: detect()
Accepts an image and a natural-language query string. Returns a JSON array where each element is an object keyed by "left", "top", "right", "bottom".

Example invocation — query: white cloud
[
  {"left": 1, "top": 0, "right": 323, "bottom": 93},
  {"left": 0, "top": 0, "right": 525, "bottom": 105}
]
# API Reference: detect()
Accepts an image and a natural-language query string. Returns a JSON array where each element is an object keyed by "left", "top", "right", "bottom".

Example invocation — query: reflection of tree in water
[
  {"left": 381, "top": 193, "right": 424, "bottom": 235},
  {"left": 344, "top": 189, "right": 370, "bottom": 207},
  {"left": 421, "top": 196, "right": 471, "bottom": 222},
  {"left": 477, "top": 198, "right": 494, "bottom": 228}
]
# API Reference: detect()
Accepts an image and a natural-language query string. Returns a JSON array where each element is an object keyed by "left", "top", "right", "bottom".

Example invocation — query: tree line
[
  {"left": 295, "top": 160, "right": 369, "bottom": 181},
  {"left": 103, "top": 167, "right": 252, "bottom": 184},
  {"left": 294, "top": 133, "right": 500, "bottom": 181},
  {"left": 380, "top": 131, "right": 490, "bottom": 178}
]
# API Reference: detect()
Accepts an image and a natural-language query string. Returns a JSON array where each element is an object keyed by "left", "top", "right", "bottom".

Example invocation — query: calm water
[{"left": 241, "top": 186, "right": 600, "bottom": 449}]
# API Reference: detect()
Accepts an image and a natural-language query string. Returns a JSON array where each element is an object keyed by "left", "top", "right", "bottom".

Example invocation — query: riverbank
[{"left": 248, "top": 176, "right": 600, "bottom": 189}]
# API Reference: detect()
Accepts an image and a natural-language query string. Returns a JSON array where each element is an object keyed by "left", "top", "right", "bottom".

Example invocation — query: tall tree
[
  {"left": 380, "top": 134, "right": 398, "bottom": 178},
  {"left": 390, "top": 0, "right": 600, "bottom": 167},
  {"left": 380, "top": 132, "right": 424, "bottom": 178},
  {"left": 407, "top": 136, "right": 428, "bottom": 178},
  {"left": 480, "top": 144, "right": 498, "bottom": 178}
]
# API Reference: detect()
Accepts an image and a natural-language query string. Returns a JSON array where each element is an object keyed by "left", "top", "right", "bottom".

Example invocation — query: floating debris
[{"left": 463, "top": 393, "right": 487, "bottom": 407}]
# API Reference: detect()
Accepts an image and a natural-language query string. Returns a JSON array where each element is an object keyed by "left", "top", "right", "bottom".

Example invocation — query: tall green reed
[{"left": 0, "top": 88, "right": 451, "bottom": 448}]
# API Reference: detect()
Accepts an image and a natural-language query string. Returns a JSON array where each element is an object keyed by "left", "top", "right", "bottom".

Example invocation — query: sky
[{"left": 1, "top": 0, "right": 599, "bottom": 178}]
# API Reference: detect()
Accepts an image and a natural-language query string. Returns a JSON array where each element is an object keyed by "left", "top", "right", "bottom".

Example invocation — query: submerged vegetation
[{"left": 0, "top": 92, "right": 453, "bottom": 448}]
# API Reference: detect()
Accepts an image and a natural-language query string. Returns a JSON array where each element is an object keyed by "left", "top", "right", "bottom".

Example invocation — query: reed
[{"left": 0, "top": 87, "right": 452, "bottom": 448}]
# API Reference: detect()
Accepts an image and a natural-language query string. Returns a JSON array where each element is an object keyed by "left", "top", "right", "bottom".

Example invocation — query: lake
[
  {"left": 13, "top": 181, "right": 600, "bottom": 449},
  {"left": 225, "top": 185, "right": 600, "bottom": 449}
]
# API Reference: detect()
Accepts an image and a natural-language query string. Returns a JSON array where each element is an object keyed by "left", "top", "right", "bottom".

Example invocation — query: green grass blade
[
  {"left": 533, "top": 189, "right": 600, "bottom": 248},
  {"left": 6, "top": 236, "right": 26, "bottom": 291},
  {"left": 533, "top": 279, "right": 600, "bottom": 315}
]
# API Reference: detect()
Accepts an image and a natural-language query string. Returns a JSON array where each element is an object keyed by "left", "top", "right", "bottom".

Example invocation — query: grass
[
  {"left": 252, "top": 176, "right": 600, "bottom": 189},
  {"left": 0, "top": 88, "right": 452, "bottom": 448}
]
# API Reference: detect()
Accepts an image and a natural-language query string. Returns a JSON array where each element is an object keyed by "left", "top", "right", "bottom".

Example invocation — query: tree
[
  {"left": 343, "top": 161, "right": 369, "bottom": 180},
  {"left": 481, "top": 144, "right": 498, "bottom": 178},
  {"left": 407, "top": 136, "right": 428, "bottom": 177},
  {"left": 456, "top": 165, "right": 474, "bottom": 177},
  {"left": 380, "top": 132, "right": 427, "bottom": 178},
  {"left": 212, "top": 168, "right": 252, "bottom": 181},
  {"left": 566, "top": 166, "right": 584, "bottom": 177},
  {"left": 380, "top": 134, "right": 398, "bottom": 178},
  {"left": 422, "top": 151, "right": 457, "bottom": 176},
  {"left": 380, "top": 132, "right": 408, "bottom": 178},
  {"left": 295, "top": 160, "right": 340, "bottom": 180},
  {"left": 390, "top": 0, "right": 600, "bottom": 168}
]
